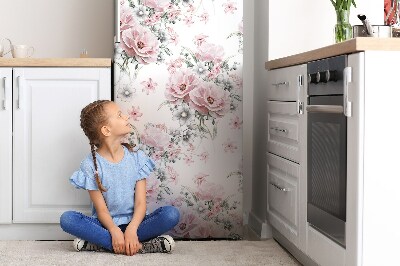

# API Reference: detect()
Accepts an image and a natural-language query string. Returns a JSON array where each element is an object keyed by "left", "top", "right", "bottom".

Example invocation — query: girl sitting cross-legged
[{"left": 60, "top": 100, "right": 180, "bottom": 256}]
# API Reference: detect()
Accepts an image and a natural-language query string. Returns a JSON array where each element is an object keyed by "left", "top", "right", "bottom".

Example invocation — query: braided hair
[{"left": 80, "top": 100, "right": 134, "bottom": 192}]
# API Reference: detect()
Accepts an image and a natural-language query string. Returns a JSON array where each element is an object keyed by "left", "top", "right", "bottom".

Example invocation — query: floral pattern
[{"left": 115, "top": 0, "right": 243, "bottom": 239}]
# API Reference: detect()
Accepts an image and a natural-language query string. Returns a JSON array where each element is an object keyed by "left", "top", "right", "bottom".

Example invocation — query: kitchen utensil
[
  {"left": 0, "top": 38, "right": 12, "bottom": 57},
  {"left": 11, "top": 44, "right": 34, "bottom": 58},
  {"left": 352, "top": 14, "right": 392, "bottom": 38}
]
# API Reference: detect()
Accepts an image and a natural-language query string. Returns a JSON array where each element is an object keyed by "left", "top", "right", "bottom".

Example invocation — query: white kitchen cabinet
[
  {"left": 267, "top": 153, "right": 299, "bottom": 245},
  {"left": 266, "top": 64, "right": 307, "bottom": 253},
  {"left": 0, "top": 67, "right": 110, "bottom": 238},
  {"left": 267, "top": 44, "right": 400, "bottom": 266},
  {"left": 0, "top": 68, "right": 12, "bottom": 224}
]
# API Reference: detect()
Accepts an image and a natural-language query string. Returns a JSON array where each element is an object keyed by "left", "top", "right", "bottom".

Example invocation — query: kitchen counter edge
[
  {"left": 265, "top": 37, "right": 400, "bottom": 70},
  {"left": 0, "top": 58, "right": 111, "bottom": 67}
]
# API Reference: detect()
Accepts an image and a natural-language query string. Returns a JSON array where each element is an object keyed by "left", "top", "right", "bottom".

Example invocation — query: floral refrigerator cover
[{"left": 114, "top": 0, "right": 243, "bottom": 239}]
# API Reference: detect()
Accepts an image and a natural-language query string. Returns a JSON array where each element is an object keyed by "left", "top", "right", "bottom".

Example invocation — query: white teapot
[{"left": 0, "top": 38, "right": 12, "bottom": 57}]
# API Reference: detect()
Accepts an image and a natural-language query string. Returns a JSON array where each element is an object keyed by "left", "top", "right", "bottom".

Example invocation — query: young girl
[{"left": 60, "top": 100, "right": 180, "bottom": 256}]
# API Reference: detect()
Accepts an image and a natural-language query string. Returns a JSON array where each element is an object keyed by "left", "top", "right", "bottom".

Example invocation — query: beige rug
[{"left": 0, "top": 239, "right": 301, "bottom": 265}]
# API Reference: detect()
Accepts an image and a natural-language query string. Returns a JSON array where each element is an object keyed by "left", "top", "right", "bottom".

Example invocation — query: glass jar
[{"left": 335, "top": 9, "right": 352, "bottom": 43}]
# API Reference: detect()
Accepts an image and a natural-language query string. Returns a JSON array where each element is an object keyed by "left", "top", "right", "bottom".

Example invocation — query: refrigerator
[{"left": 113, "top": 0, "right": 243, "bottom": 239}]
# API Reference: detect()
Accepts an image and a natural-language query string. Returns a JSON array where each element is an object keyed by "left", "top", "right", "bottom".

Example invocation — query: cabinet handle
[
  {"left": 17, "top": 76, "right": 23, "bottom": 109},
  {"left": 269, "top": 181, "right": 290, "bottom": 192},
  {"left": 272, "top": 81, "right": 289, "bottom": 87},
  {"left": 270, "top": 127, "right": 288, "bottom": 134},
  {"left": 2, "top": 77, "right": 6, "bottom": 110}
]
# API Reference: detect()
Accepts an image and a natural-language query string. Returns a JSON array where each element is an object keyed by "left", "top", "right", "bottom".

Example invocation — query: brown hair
[{"left": 80, "top": 100, "right": 133, "bottom": 192}]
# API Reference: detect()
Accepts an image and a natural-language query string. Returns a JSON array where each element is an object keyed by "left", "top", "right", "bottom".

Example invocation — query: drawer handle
[
  {"left": 272, "top": 81, "right": 289, "bottom": 87},
  {"left": 270, "top": 127, "right": 288, "bottom": 134},
  {"left": 270, "top": 181, "right": 290, "bottom": 192},
  {"left": 17, "top": 76, "right": 23, "bottom": 109}
]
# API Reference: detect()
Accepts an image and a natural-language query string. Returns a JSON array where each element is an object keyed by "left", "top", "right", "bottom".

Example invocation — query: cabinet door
[
  {"left": 266, "top": 64, "right": 306, "bottom": 101},
  {"left": 0, "top": 68, "right": 12, "bottom": 224},
  {"left": 267, "top": 153, "right": 299, "bottom": 246},
  {"left": 13, "top": 67, "right": 111, "bottom": 223},
  {"left": 266, "top": 101, "right": 299, "bottom": 163}
]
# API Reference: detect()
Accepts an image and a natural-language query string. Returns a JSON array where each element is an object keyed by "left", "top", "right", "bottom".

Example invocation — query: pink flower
[
  {"left": 183, "top": 15, "right": 194, "bottom": 26},
  {"left": 167, "top": 27, "right": 179, "bottom": 46},
  {"left": 129, "top": 106, "right": 143, "bottom": 121},
  {"left": 196, "top": 182, "right": 224, "bottom": 202},
  {"left": 168, "top": 9, "right": 181, "bottom": 20},
  {"left": 197, "top": 42, "right": 224, "bottom": 62},
  {"left": 141, "top": 126, "right": 170, "bottom": 151},
  {"left": 222, "top": 139, "right": 238, "bottom": 153},
  {"left": 208, "top": 65, "right": 221, "bottom": 79},
  {"left": 189, "top": 83, "right": 230, "bottom": 117},
  {"left": 193, "top": 173, "right": 209, "bottom": 186},
  {"left": 146, "top": 174, "right": 161, "bottom": 201},
  {"left": 229, "top": 116, "right": 242, "bottom": 129},
  {"left": 193, "top": 34, "right": 208, "bottom": 46},
  {"left": 200, "top": 12, "right": 209, "bottom": 24},
  {"left": 172, "top": 212, "right": 198, "bottom": 237},
  {"left": 151, "top": 151, "right": 163, "bottom": 161},
  {"left": 186, "top": 143, "right": 195, "bottom": 152},
  {"left": 223, "top": 2, "right": 237, "bottom": 14},
  {"left": 167, "top": 58, "right": 183, "bottom": 74},
  {"left": 165, "top": 69, "right": 199, "bottom": 103},
  {"left": 141, "top": 78, "right": 158, "bottom": 95},
  {"left": 144, "top": 0, "right": 170, "bottom": 11},
  {"left": 121, "top": 25, "right": 159, "bottom": 64},
  {"left": 184, "top": 155, "right": 194, "bottom": 165},
  {"left": 166, "top": 196, "right": 184, "bottom": 208},
  {"left": 198, "top": 151, "right": 209, "bottom": 163},
  {"left": 166, "top": 166, "right": 179, "bottom": 185},
  {"left": 168, "top": 148, "right": 181, "bottom": 161},
  {"left": 120, "top": 5, "right": 137, "bottom": 31}
]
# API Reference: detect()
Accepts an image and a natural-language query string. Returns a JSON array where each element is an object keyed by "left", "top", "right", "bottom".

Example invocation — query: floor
[{"left": 0, "top": 227, "right": 302, "bottom": 266}]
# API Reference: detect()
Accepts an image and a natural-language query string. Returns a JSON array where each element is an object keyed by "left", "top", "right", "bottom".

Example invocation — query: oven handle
[{"left": 306, "top": 105, "right": 343, "bottom": 114}]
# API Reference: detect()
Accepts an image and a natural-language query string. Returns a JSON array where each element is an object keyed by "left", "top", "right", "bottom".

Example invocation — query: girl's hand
[
  {"left": 110, "top": 227, "right": 125, "bottom": 254},
  {"left": 124, "top": 227, "right": 141, "bottom": 256}
]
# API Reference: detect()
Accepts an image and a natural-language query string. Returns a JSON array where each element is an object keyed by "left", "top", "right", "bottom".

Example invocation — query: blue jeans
[{"left": 60, "top": 206, "right": 180, "bottom": 252}]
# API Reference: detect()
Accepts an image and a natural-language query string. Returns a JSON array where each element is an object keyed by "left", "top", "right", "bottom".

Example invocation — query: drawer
[
  {"left": 267, "top": 101, "right": 299, "bottom": 163},
  {"left": 267, "top": 153, "right": 299, "bottom": 244},
  {"left": 266, "top": 64, "right": 306, "bottom": 101}
]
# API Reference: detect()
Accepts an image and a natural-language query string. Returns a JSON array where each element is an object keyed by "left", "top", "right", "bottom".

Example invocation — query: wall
[
  {"left": 0, "top": 0, "right": 114, "bottom": 58},
  {"left": 268, "top": 0, "right": 383, "bottom": 60},
  {"left": 242, "top": 0, "right": 255, "bottom": 222}
]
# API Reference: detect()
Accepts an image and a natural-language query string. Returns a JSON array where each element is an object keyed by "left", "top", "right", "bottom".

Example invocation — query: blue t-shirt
[{"left": 70, "top": 146, "right": 155, "bottom": 226}]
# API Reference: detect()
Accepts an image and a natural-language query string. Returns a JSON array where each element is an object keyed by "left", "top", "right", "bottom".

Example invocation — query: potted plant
[{"left": 331, "top": 0, "right": 357, "bottom": 42}]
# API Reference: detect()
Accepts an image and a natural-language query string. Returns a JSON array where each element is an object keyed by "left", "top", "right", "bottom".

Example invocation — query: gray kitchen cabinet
[
  {"left": 0, "top": 67, "right": 111, "bottom": 239},
  {"left": 266, "top": 64, "right": 307, "bottom": 253}
]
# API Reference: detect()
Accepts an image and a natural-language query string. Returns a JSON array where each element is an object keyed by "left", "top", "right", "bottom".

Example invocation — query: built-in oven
[{"left": 306, "top": 55, "right": 348, "bottom": 248}]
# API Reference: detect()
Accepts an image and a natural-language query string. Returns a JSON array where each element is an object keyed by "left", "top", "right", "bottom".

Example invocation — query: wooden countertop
[
  {"left": 0, "top": 58, "right": 111, "bottom": 67},
  {"left": 265, "top": 37, "right": 400, "bottom": 70}
]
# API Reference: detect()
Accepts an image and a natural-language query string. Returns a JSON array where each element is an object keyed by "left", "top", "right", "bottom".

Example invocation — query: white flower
[
  {"left": 194, "top": 62, "right": 207, "bottom": 75},
  {"left": 117, "top": 84, "right": 136, "bottom": 102},
  {"left": 173, "top": 105, "right": 194, "bottom": 126},
  {"left": 133, "top": 5, "right": 148, "bottom": 19}
]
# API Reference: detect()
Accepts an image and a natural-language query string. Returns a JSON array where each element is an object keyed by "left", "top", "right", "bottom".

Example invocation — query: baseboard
[
  {"left": 248, "top": 211, "right": 272, "bottom": 239},
  {"left": 0, "top": 224, "right": 73, "bottom": 240},
  {"left": 272, "top": 228, "right": 318, "bottom": 266}
]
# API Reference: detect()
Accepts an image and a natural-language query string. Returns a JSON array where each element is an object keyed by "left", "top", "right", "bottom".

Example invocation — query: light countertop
[
  {"left": 0, "top": 58, "right": 111, "bottom": 67},
  {"left": 265, "top": 37, "right": 400, "bottom": 70}
]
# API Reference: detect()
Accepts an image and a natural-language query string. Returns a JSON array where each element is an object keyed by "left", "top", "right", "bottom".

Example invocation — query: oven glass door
[{"left": 307, "top": 95, "right": 347, "bottom": 247}]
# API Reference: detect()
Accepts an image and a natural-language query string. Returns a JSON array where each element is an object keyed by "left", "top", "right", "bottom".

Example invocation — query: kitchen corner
[{"left": 264, "top": 37, "right": 400, "bottom": 266}]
